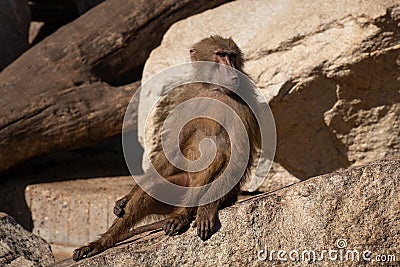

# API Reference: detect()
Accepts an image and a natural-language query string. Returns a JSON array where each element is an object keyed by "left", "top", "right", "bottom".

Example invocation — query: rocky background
[{"left": 0, "top": 0, "right": 399, "bottom": 266}]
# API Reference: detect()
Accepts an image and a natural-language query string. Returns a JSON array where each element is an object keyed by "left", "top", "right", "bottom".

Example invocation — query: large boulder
[
  {"left": 0, "top": 213, "right": 54, "bottom": 267},
  {"left": 0, "top": 0, "right": 30, "bottom": 71},
  {"left": 138, "top": 0, "right": 400, "bottom": 192},
  {"left": 54, "top": 159, "right": 400, "bottom": 266}
]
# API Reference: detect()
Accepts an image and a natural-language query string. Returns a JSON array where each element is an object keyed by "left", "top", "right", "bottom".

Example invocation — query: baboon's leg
[
  {"left": 113, "top": 184, "right": 138, "bottom": 218},
  {"left": 194, "top": 185, "right": 240, "bottom": 240},
  {"left": 164, "top": 153, "right": 226, "bottom": 237},
  {"left": 114, "top": 172, "right": 190, "bottom": 217},
  {"left": 74, "top": 172, "right": 191, "bottom": 260},
  {"left": 73, "top": 186, "right": 172, "bottom": 260}
]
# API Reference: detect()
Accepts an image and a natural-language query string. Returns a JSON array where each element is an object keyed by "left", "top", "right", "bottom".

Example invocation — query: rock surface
[
  {"left": 139, "top": 0, "right": 400, "bottom": 192},
  {"left": 0, "top": 0, "right": 30, "bottom": 71},
  {"left": 53, "top": 159, "right": 400, "bottom": 266},
  {"left": 25, "top": 176, "right": 134, "bottom": 254},
  {"left": 0, "top": 213, "right": 54, "bottom": 267}
]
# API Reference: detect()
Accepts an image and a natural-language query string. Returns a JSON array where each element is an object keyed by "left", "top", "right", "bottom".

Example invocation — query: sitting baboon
[{"left": 73, "top": 35, "right": 261, "bottom": 261}]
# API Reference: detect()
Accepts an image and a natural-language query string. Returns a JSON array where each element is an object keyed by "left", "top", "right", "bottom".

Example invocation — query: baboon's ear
[{"left": 190, "top": 49, "right": 197, "bottom": 61}]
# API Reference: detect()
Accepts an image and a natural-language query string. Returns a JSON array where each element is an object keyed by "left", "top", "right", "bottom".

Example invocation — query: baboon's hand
[
  {"left": 72, "top": 243, "right": 104, "bottom": 261},
  {"left": 195, "top": 212, "right": 217, "bottom": 241},
  {"left": 113, "top": 197, "right": 128, "bottom": 218},
  {"left": 163, "top": 215, "right": 191, "bottom": 236}
]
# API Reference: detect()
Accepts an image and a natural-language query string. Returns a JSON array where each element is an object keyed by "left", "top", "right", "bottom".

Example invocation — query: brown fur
[{"left": 73, "top": 36, "right": 261, "bottom": 261}]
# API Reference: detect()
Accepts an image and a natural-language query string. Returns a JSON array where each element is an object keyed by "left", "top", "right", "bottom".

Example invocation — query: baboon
[{"left": 73, "top": 35, "right": 261, "bottom": 261}]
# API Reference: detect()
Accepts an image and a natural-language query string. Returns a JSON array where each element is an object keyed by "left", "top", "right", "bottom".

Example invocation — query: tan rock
[
  {"left": 25, "top": 177, "right": 135, "bottom": 253},
  {"left": 256, "top": 161, "right": 300, "bottom": 193},
  {"left": 139, "top": 0, "right": 400, "bottom": 192},
  {"left": 54, "top": 159, "right": 400, "bottom": 266},
  {"left": 29, "top": 22, "right": 44, "bottom": 44}
]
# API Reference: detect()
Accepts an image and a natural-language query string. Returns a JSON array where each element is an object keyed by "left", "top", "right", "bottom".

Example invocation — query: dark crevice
[
  {"left": 375, "top": 5, "right": 400, "bottom": 33},
  {"left": 30, "top": 1, "right": 79, "bottom": 23},
  {"left": 91, "top": 62, "right": 144, "bottom": 87},
  {"left": 29, "top": 0, "right": 106, "bottom": 45}
]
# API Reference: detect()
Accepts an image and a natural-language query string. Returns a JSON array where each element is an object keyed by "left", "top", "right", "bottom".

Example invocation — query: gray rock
[
  {"left": 54, "top": 159, "right": 400, "bottom": 266},
  {"left": 0, "top": 0, "right": 30, "bottom": 71},
  {"left": 139, "top": 0, "right": 400, "bottom": 192},
  {"left": 0, "top": 213, "right": 54, "bottom": 267}
]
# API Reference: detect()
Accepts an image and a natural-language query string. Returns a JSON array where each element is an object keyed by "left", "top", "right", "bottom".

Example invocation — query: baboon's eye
[{"left": 216, "top": 52, "right": 228, "bottom": 57}]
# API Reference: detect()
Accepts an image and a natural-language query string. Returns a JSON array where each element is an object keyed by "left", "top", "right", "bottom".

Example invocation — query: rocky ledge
[{"left": 54, "top": 158, "right": 400, "bottom": 267}]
